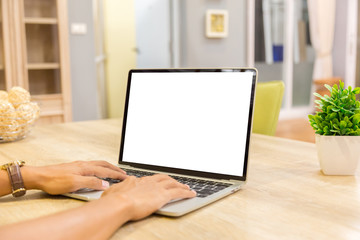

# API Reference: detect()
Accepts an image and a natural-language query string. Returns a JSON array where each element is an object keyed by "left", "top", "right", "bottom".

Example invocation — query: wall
[
  {"left": 333, "top": 0, "right": 348, "bottom": 81},
  {"left": 67, "top": 0, "right": 100, "bottom": 121},
  {"left": 179, "top": 0, "right": 247, "bottom": 68},
  {"left": 103, "top": 0, "right": 136, "bottom": 118},
  {"left": 67, "top": 0, "right": 353, "bottom": 121},
  {"left": 135, "top": 0, "right": 171, "bottom": 68}
]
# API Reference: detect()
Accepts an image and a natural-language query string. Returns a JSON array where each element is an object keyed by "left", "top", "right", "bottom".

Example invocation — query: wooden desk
[{"left": 1, "top": 119, "right": 360, "bottom": 239}]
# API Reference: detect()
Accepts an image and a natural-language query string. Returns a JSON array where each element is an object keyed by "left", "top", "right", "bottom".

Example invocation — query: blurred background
[{"left": 0, "top": 0, "right": 358, "bottom": 142}]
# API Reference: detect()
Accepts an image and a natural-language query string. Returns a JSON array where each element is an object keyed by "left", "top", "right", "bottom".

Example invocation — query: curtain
[{"left": 307, "top": 0, "right": 336, "bottom": 80}]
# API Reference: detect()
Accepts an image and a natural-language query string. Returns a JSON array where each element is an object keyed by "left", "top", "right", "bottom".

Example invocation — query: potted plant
[{"left": 308, "top": 80, "right": 360, "bottom": 175}]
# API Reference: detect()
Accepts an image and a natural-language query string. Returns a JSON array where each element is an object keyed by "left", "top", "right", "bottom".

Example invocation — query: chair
[{"left": 252, "top": 81, "right": 285, "bottom": 136}]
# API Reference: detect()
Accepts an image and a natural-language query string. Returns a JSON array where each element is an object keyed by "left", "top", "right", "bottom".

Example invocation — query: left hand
[{"left": 21, "top": 160, "right": 128, "bottom": 194}]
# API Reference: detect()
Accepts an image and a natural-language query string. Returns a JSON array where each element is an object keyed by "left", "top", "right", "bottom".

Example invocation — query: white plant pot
[{"left": 315, "top": 135, "right": 360, "bottom": 175}]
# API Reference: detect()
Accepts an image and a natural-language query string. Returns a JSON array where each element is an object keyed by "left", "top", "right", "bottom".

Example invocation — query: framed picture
[{"left": 206, "top": 9, "right": 229, "bottom": 38}]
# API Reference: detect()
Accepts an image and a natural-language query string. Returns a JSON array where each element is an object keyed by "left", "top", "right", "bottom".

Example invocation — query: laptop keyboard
[{"left": 105, "top": 168, "right": 232, "bottom": 198}]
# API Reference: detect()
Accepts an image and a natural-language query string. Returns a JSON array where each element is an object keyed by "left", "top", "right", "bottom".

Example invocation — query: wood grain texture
[
  {"left": 1, "top": 0, "right": 72, "bottom": 123},
  {"left": 276, "top": 118, "right": 316, "bottom": 143},
  {"left": 56, "top": 0, "right": 72, "bottom": 122},
  {"left": 1, "top": 119, "right": 360, "bottom": 239}
]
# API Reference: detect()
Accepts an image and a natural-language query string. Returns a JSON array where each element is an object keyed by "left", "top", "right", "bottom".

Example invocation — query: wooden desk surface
[{"left": 1, "top": 119, "right": 360, "bottom": 239}]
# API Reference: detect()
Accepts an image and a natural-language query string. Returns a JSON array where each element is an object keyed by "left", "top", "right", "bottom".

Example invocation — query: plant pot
[{"left": 315, "top": 135, "right": 360, "bottom": 175}]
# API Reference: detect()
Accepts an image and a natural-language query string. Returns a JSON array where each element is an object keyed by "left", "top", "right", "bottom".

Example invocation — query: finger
[
  {"left": 159, "top": 178, "right": 191, "bottom": 190},
  {"left": 74, "top": 176, "right": 110, "bottom": 191},
  {"left": 165, "top": 188, "right": 197, "bottom": 201},
  {"left": 141, "top": 174, "right": 191, "bottom": 192},
  {"left": 147, "top": 174, "right": 191, "bottom": 189},
  {"left": 87, "top": 160, "right": 127, "bottom": 174},
  {"left": 115, "top": 175, "right": 137, "bottom": 185},
  {"left": 81, "top": 166, "right": 128, "bottom": 180}
]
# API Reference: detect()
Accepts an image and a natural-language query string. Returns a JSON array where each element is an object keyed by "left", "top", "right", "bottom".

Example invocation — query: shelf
[
  {"left": 0, "top": 71, "right": 4, "bottom": 90},
  {"left": 24, "top": 0, "right": 57, "bottom": 19},
  {"left": 32, "top": 93, "right": 64, "bottom": 124},
  {"left": 26, "top": 24, "right": 59, "bottom": 63},
  {"left": 2, "top": 0, "right": 71, "bottom": 124},
  {"left": 32, "top": 93, "right": 63, "bottom": 100},
  {"left": 28, "top": 69, "right": 61, "bottom": 95},
  {"left": 24, "top": 18, "right": 57, "bottom": 25},
  {"left": 27, "top": 63, "right": 60, "bottom": 70},
  {"left": 32, "top": 94, "right": 64, "bottom": 116},
  {"left": 39, "top": 110, "right": 64, "bottom": 116}
]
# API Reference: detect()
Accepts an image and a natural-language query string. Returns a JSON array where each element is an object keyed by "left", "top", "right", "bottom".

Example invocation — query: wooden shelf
[
  {"left": 1, "top": 0, "right": 71, "bottom": 124},
  {"left": 32, "top": 93, "right": 62, "bottom": 99},
  {"left": 32, "top": 94, "right": 64, "bottom": 115},
  {"left": 39, "top": 110, "right": 64, "bottom": 116},
  {"left": 24, "top": 0, "right": 57, "bottom": 19},
  {"left": 27, "top": 63, "right": 60, "bottom": 70},
  {"left": 24, "top": 18, "right": 57, "bottom": 25},
  {"left": 26, "top": 24, "right": 59, "bottom": 63}
]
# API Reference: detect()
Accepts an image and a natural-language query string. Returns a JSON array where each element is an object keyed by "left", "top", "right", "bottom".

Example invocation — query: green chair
[{"left": 252, "top": 81, "right": 285, "bottom": 136}]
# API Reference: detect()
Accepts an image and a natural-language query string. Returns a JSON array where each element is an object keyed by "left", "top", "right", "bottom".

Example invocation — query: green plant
[{"left": 308, "top": 80, "right": 360, "bottom": 135}]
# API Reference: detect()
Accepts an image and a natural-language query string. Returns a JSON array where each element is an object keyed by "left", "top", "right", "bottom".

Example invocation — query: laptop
[{"left": 64, "top": 68, "right": 257, "bottom": 217}]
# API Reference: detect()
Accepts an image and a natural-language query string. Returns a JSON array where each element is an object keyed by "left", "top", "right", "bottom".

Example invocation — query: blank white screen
[{"left": 122, "top": 71, "right": 254, "bottom": 176}]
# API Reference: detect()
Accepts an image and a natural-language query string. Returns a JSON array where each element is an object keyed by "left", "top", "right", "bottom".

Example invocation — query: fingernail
[
  {"left": 102, "top": 180, "right": 110, "bottom": 189},
  {"left": 191, "top": 190, "right": 197, "bottom": 195}
]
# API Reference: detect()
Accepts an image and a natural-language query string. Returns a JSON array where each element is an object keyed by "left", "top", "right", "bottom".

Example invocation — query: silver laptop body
[{"left": 65, "top": 68, "right": 257, "bottom": 217}]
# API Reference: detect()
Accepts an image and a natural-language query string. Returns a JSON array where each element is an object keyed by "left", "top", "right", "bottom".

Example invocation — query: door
[{"left": 134, "top": 0, "right": 171, "bottom": 68}]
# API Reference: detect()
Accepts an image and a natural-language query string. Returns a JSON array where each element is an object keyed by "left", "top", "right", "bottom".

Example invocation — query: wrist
[
  {"left": 100, "top": 194, "right": 135, "bottom": 224},
  {"left": 21, "top": 166, "right": 43, "bottom": 190},
  {"left": 1, "top": 160, "right": 27, "bottom": 197}
]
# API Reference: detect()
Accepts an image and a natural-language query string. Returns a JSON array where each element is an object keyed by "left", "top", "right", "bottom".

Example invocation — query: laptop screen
[{"left": 119, "top": 69, "right": 257, "bottom": 181}]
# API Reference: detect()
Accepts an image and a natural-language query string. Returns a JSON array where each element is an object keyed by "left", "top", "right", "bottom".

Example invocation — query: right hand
[{"left": 101, "top": 174, "right": 196, "bottom": 220}]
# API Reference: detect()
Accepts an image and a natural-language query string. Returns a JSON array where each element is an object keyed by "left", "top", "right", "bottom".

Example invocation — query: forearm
[
  {"left": 0, "top": 195, "right": 134, "bottom": 240},
  {"left": 1, "top": 161, "right": 127, "bottom": 197},
  {"left": 0, "top": 169, "right": 12, "bottom": 196},
  {"left": 0, "top": 166, "right": 42, "bottom": 197}
]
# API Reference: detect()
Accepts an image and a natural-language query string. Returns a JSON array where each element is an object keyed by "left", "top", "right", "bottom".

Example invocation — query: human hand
[
  {"left": 101, "top": 174, "right": 196, "bottom": 220},
  {"left": 21, "top": 161, "right": 127, "bottom": 195}
]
